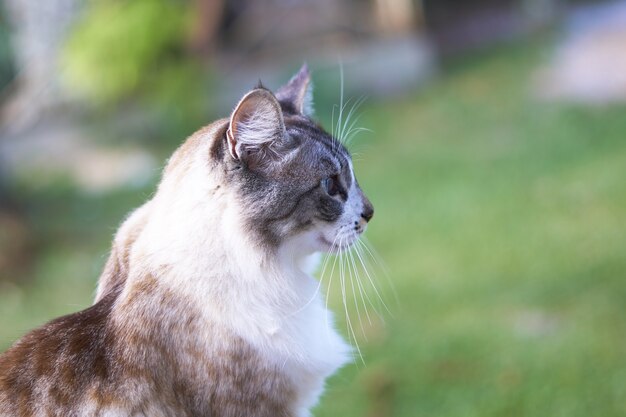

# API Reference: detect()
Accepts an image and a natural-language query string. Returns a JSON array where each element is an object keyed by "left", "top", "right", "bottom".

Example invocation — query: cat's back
[
  {"left": 0, "top": 291, "right": 124, "bottom": 416},
  {"left": 0, "top": 283, "right": 300, "bottom": 417}
]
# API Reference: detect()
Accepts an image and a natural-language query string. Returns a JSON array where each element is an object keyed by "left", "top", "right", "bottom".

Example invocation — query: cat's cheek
[{"left": 280, "top": 227, "right": 331, "bottom": 256}]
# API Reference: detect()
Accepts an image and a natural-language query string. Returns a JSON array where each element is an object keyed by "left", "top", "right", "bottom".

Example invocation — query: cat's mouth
[
  {"left": 317, "top": 234, "right": 357, "bottom": 252},
  {"left": 318, "top": 236, "right": 334, "bottom": 248}
]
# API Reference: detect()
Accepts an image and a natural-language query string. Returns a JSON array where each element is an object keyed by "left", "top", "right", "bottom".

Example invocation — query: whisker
[
  {"left": 320, "top": 234, "right": 341, "bottom": 279},
  {"left": 335, "top": 64, "right": 345, "bottom": 150},
  {"left": 285, "top": 235, "right": 342, "bottom": 317},
  {"left": 352, "top": 246, "right": 378, "bottom": 325},
  {"left": 348, "top": 245, "right": 373, "bottom": 326},
  {"left": 331, "top": 106, "right": 334, "bottom": 140},
  {"left": 352, "top": 242, "right": 385, "bottom": 319},
  {"left": 360, "top": 237, "right": 399, "bottom": 307},
  {"left": 360, "top": 236, "right": 390, "bottom": 274},
  {"left": 340, "top": 96, "right": 367, "bottom": 145},
  {"left": 339, "top": 237, "right": 364, "bottom": 363},
  {"left": 324, "top": 239, "right": 342, "bottom": 339},
  {"left": 344, "top": 127, "right": 372, "bottom": 148},
  {"left": 353, "top": 239, "right": 393, "bottom": 316},
  {"left": 337, "top": 97, "right": 355, "bottom": 143},
  {"left": 345, "top": 246, "right": 368, "bottom": 339}
]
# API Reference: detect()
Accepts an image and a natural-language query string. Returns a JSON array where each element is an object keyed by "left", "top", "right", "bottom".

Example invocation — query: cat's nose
[{"left": 361, "top": 202, "right": 374, "bottom": 223}]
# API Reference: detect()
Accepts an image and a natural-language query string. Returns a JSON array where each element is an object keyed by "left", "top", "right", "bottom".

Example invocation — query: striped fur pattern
[{"left": 0, "top": 65, "right": 374, "bottom": 417}]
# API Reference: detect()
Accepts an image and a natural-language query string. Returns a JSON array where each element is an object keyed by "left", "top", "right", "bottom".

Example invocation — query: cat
[{"left": 0, "top": 64, "right": 374, "bottom": 417}]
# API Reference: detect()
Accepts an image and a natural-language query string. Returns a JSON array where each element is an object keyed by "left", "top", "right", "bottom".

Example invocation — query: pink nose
[
  {"left": 361, "top": 204, "right": 374, "bottom": 222},
  {"left": 358, "top": 217, "right": 368, "bottom": 228}
]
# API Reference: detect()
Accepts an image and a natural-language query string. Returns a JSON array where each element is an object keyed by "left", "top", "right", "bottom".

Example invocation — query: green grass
[
  {"left": 316, "top": 41, "right": 626, "bottom": 416},
  {"left": 2, "top": 39, "right": 626, "bottom": 416}
]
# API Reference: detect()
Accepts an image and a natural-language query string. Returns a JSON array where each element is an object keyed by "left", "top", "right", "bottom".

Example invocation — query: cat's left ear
[
  {"left": 227, "top": 88, "right": 286, "bottom": 166},
  {"left": 275, "top": 63, "right": 314, "bottom": 116}
]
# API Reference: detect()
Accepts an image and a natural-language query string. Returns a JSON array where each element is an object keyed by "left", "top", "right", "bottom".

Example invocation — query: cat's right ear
[
  {"left": 227, "top": 88, "right": 286, "bottom": 165},
  {"left": 275, "top": 64, "right": 313, "bottom": 116}
]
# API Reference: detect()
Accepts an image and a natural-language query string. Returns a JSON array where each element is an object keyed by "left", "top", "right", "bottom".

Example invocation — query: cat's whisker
[
  {"left": 337, "top": 97, "right": 355, "bottom": 143},
  {"left": 354, "top": 238, "right": 389, "bottom": 311},
  {"left": 338, "top": 236, "right": 364, "bottom": 363},
  {"left": 338, "top": 239, "right": 350, "bottom": 337},
  {"left": 344, "top": 126, "right": 372, "bottom": 148},
  {"left": 333, "top": 64, "right": 345, "bottom": 149},
  {"left": 359, "top": 237, "right": 399, "bottom": 308},
  {"left": 353, "top": 239, "right": 392, "bottom": 317},
  {"left": 331, "top": 66, "right": 370, "bottom": 156},
  {"left": 285, "top": 236, "right": 342, "bottom": 318},
  {"left": 352, "top": 241, "right": 385, "bottom": 320},
  {"left": 324, "top": 237, "right": 343, "bottom": 338},
  {"left": 360, "top": 236, "right": 390, "bottom": 275},
  {"left": 348, "top": 245, "right": 373, "bottom": 326},
  {"left": 347, "top": 246, "right": 373, "bottom": 353},
  {"left": 339, "top": 96, "right": 367, "bottom": 145},
  {"left": 320, "top": 234, "right": 342, "bottom": 281},
  {"left": 345, "top": 245, "right": 368, "bottom": 340},
  {"left": 324, "top": 238, "right": 342, "bottom": 284},
  {"left": 331, "top": 103, "right": 338, "bottom": 147}
]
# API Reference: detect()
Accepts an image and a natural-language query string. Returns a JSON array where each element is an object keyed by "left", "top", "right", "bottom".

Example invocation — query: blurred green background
[{"left": 1, "top": 1, "right": 626, "bottom": 416}]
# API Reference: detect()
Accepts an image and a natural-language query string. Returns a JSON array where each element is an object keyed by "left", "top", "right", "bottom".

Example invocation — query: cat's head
[
  {"left": 162, "top": 65, "right": 373, "bottom": 258},
  {"left": 224, "top": 65, "right": 374, "bottom": 255}
]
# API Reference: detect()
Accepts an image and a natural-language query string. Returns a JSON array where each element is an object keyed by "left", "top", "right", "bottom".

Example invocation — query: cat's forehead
[{"left": 284, "top": 116, "right": 352, "bottom": 174}]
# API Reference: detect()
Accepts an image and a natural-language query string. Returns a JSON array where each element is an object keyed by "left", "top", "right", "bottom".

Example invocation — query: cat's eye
[{"left": 321, "top": 176, "right": 340, "bottom": 197}]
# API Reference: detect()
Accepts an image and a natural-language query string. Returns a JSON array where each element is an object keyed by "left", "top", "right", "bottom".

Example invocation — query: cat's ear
[
  {"left": 227, "top": 88, "right": 286, "bottom": 165},
  {"left": 275, "top": 63, "right": 314, "bottom": 116}
]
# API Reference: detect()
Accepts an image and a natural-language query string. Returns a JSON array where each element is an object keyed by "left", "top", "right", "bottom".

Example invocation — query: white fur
[{"left": 112, "top": 123, "right": 353, "bottom": 416}]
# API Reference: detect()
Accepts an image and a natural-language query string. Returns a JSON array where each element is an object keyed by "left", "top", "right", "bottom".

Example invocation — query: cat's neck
[{"left": 114, "top": 188, "right": 319, "bottom": 341}]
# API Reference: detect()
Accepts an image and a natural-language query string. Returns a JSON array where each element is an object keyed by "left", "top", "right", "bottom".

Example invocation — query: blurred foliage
[
  {"left": 62, "top": 0, "right": 212, "bottom": 140},
  {"left": 63, "top": 0, "right": 191, "bottom": 103},
  {"left": 143, "top": 61, "right": 214, "bottom": 141},
  {"left": 0, "top": 3, "right": 15, "bottom": 93}
]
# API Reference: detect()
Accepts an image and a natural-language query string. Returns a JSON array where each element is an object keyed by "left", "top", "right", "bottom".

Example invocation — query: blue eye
[{"left": 322, "top": 175, "right": 340, "bottom": 196}]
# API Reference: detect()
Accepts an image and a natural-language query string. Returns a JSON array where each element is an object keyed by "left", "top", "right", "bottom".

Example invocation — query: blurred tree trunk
[
  {"left": 373, "top": 0, "right": 417, "bottom": 34},
  {"left": 1, "top": 0, "right": 80, "bottom": 132},
  {"left": 0, "top": 0, "right": 75, "bottom": 280},
  {"left": 188, "top": 0, "right": 225, "bottom": 57}
]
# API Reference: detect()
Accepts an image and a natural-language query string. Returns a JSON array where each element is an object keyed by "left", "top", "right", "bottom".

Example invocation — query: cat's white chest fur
[
  {"left": 213, "top": 253, "right": 352, "bottom": 416},
  {"left": 136, "top": 203, "right": 353, "bottom": 416},
  {"left": 267, "top": 295, "right": 351, "bottom": 416},
  {"left": 265, "top": 258, "right": 352, "bottom": 415}
]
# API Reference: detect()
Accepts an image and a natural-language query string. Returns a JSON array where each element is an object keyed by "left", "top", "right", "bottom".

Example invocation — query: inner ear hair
[{"left": 228, "top": 88, "right": 286, "bottom": 162}]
